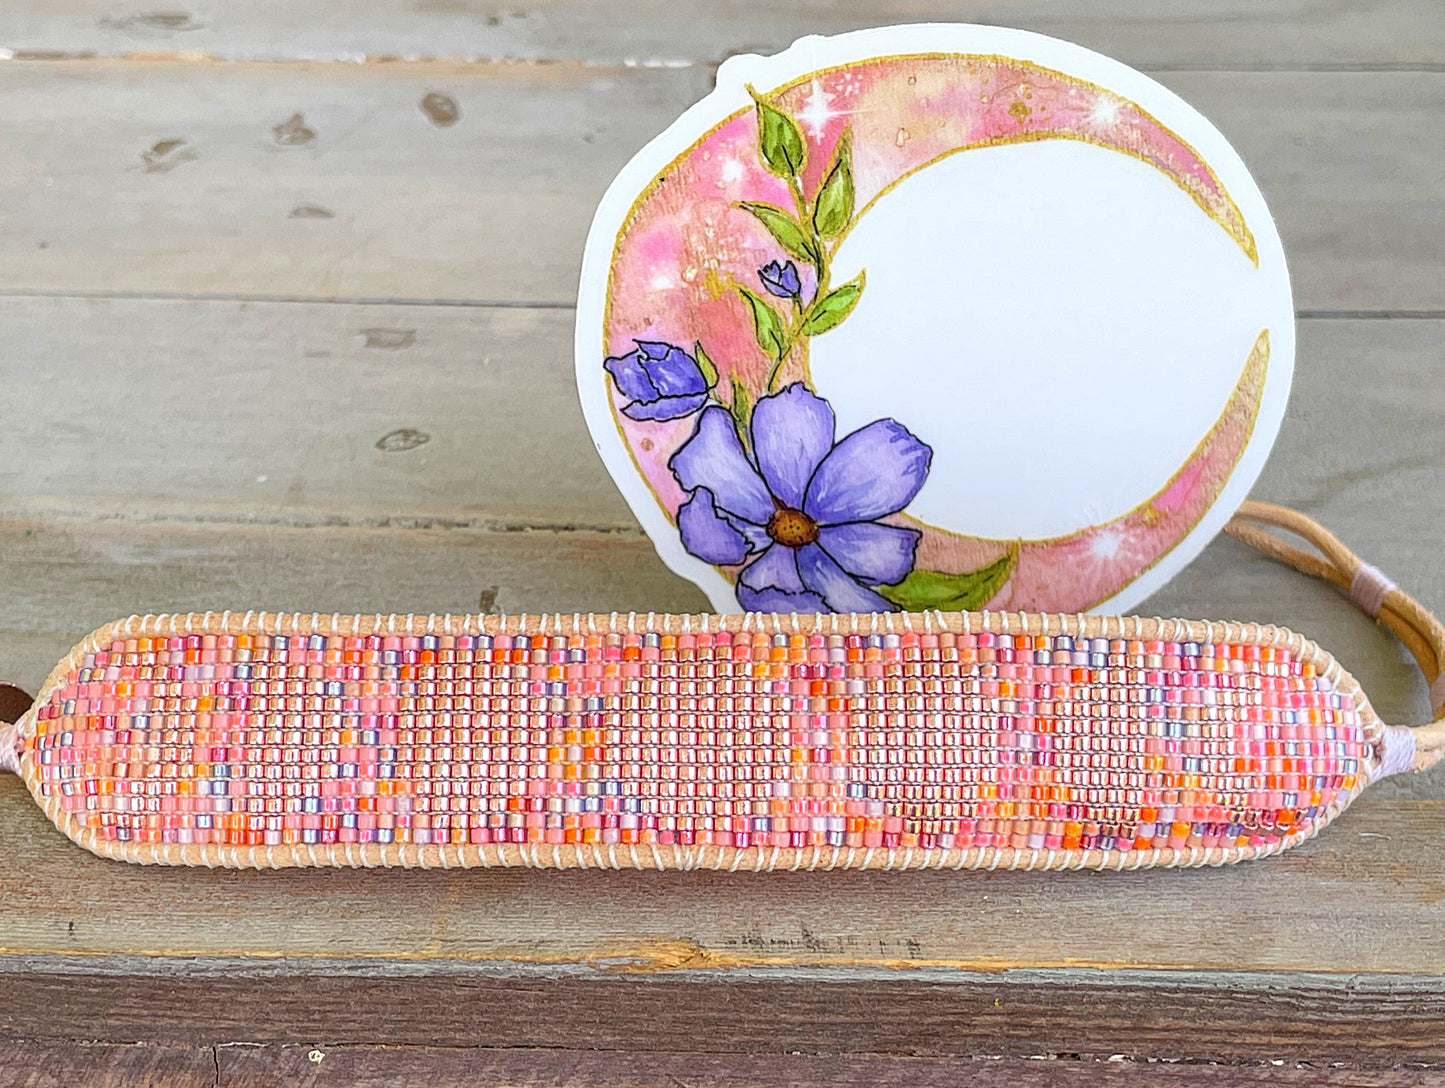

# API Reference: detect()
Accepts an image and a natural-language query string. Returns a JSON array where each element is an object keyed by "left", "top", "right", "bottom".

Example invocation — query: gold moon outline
[{"left": 599, "top": 49, "right": 1276, "bottom": 612}]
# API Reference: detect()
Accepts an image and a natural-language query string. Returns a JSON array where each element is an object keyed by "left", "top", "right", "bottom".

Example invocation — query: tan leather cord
[{"left": 1226, "top": 500, "right": 1445, "bottom": 771}]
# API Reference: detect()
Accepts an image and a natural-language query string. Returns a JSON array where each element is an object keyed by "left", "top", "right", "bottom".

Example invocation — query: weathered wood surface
[
  {"left": 3, "top": 0, "right": 1442, "bottom": 67},
  {"left": 9, "top": 963, "right": 1445, "bottom": 1063},
  {"left": 3, "top": 304, "right": 1440, "bottom": 528},
  {"left": 2, "top": 1045, "right": 1438, "bottom": 1088},
  {"left": 1, "top": 0, "right": 1444, "bottom": 1079},
  {"left": 0, "top": 62, "right": 1439, "bottom": 309}
]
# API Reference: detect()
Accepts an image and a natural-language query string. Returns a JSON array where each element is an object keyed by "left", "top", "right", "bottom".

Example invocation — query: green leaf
[
  {"left": 812, "top": 130, "right": 854, "bottom": 238},
  {"left": 800, "top": 273, "right": 865, "bottom": 336},
  {"left": 877, "top": 548, "right": 1017, "bottom": 613},
  {"left": 728, "top": 377, "right": 753, "bottom": 434},
  {"left": 693, "top": 341, "right": 718, "bottom": 388},
  {"left": 748, "top": 85, "right": 805, "bottom": 177},
  {"left": 736, "top": 201, "right": 817, "bottom": 263},
  {"left": 738, "top": 286, "right": 786, "bottom": 359}
]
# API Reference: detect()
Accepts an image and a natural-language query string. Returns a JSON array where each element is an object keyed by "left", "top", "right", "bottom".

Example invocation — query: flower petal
[
  {"left": 621, "top": 392, "right": 709, "bottom": 422},
  {"left": 604, "top": 350, "right": 658, "bottom": 403},
  {"left": 639, "top": 344, "right": 708, "bottom": 397},
  {"left": 738, "top": 542, "right": 805, "bottom": 594},
  {"left": 816, "top": 522, "right": 921, "bottom": 585},
  {"left": 750, "top": 383, "right": 835, "bottom": 510},
  {"left": 804, "top": 419, "right": 932, "bottom": 525},
  {"left": 676, "top": 488, "right": 752, "bottom": 565},
  {"left": 736, "top": 584, "right": 828, "bottom": 614},
  {"left": 669, "top": 407, "right": 775, "bottom": 525},
  {"left": 796, "top": 543, "right": 896, "bottom": 613},
  {"left": 729, "top": 516, "right": 773, "bottom": 552}
]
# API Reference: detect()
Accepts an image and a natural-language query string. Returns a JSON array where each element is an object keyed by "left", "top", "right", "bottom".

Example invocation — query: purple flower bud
[
  {"left": 604, "top": 340, "right": 712, "bottom": 421},
  {"left": 758, "top": 260, "right": 802, "bottom": 299}
]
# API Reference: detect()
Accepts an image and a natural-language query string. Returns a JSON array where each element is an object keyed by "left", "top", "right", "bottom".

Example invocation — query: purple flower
[
  {"left": 670, "top": 384, "right": 931, "bottom": 613},
  {"left": 604, "top": 340, "right": 713, "bottom": 421},
  {"left": 759, "top": 260, "right": 801, "bottom": 299}
]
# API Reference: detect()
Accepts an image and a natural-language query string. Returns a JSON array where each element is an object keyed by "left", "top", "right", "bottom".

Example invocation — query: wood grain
[
  {"left": 0, "top": 1045, "right": 1438, "bottom": 1088},
  {"left": 3, "top": 302, "right": 1442, "bottom": 537},
  {"left": 0, "top": 1042, "right": 218, "bottom": 1087},
  {"left": 0, "top": 297, "right": 635, "bottom": 528},
  {"left": 0, "top": 62, "right": 1438, "bottom": 309},
  {"left": 210, "top": 1048, "right": 1445, "bottom": 1087},
  {"left": 2, "top": 0, "right": 1441, "bottom": 68},
  {"left": 1, "top": 1043, "right": 1438, "bottom": 1086},
  {"left": 7, "top": 966, "right": 1445, "bottom": 1064}
]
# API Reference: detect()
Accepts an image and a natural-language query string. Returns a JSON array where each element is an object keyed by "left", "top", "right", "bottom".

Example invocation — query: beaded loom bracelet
[{"left": 3, "top": 502, "right": 1442, "bottom": 872}]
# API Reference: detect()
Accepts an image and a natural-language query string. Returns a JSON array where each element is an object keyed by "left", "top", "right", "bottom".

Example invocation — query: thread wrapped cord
[
  {"left": 0, "top": 683, "right": 33, "bottom": 775},
  {"left": 1226, "top": 500, "right": 1445, "bottom": 774}
]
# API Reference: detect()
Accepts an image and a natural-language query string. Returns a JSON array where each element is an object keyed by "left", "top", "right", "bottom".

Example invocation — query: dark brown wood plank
[
  {"left": 213, "top": 1046, "right": 1445, "bottom": 1086},
  {"left": 0, "top": 1042, "right": 217, "bottom": 1087},
  {"left": 1, "top": 1042, "right": 1436, "bottom": 1087},
  {"left": 6, "top": 967, "right": 1445, "bottom": 1066}
]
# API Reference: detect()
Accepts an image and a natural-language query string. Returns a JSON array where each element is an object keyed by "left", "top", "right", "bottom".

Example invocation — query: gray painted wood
[
  {"left": 3, "top": 302, "right": 1441, "bottom": 542},
  {"left": 0, "top": 518, "right": 707, "bottom": 697},
  {"left": 0, "top": 297, "right": 635, "bottom": 528},
  {"left": 1, "top": 1, "right": 1441, "bottom": 68},
  {"left": 0, "top": 62, "right": 1438, "bottom": 309}
]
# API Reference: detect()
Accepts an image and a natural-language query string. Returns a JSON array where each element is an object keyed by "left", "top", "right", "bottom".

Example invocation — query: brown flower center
[{"left": 766, "top": 506, "right": 819, "bottom": 549}]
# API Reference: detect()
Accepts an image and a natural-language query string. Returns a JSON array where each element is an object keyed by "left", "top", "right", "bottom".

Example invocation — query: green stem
[{"left": 767, "top": 173, "right": 832, "bottom": 392}]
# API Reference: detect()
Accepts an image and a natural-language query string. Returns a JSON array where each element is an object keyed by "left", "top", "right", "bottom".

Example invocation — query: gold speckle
[
  {"left": 701, "top": 268, "right": 728, "bottom": 300},
  {"left": 1008, "top": 100, "right": 1031, "bottom": 123}
]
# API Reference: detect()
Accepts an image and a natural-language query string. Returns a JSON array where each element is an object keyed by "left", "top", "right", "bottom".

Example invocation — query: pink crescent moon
[{"left": 601, "top": 53, "right": 1266, "bottom": 611}]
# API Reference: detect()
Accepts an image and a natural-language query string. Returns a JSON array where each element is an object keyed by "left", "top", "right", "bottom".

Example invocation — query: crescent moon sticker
[{"left": 576, "top": 25, "right": 1295, "bottom": 614}]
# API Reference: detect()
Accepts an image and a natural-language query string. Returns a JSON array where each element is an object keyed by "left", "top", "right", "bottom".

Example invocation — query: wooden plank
[
  {"left": 0, "top": 519, "right": 706, "bottom": 692},
  {"left": 4, "top": 302, "right": 1444, "bottom": 540},
  {"left": 0, "top": 1048, "right": 1417, "bottom": 1088},
  {"left": 0, "top": 58, "right": 711, "bottom": 306},
  {"left": 0, "top": 1042, "right": 219, "bottom": 1086},
  {"left": 1, "top": 0, "right": 1441, "bottom": 68},
  {"left": 5, "top": 1045, "right": 1430, "bottom": 1088},
  {"left": 0, "top": 1045, "right": 1435, "bottom": 1087},
  {"left": 0, "top": 297, "right": 636, "bottom": 529},
  {"left": 7, "top": 965, "right": 1445, "bottom": 1064},
  {"left": 0, "top": 61, "right": 1437, "bottom": 310},
  {"left": 212, "top": 1048, "right": 1445, "bottom": 1087},
  {"left": 4, "top": 774, "right": 1440, "bottom": 974}
]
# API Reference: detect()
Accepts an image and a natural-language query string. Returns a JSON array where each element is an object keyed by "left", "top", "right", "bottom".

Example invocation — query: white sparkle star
[
  {"left": 796, "top": 80, "right": 838, "bottom": 137},
  {"left": 1090, "top": 528, "right": 1122, "bottom": 560},
  {"left": 1089, "top": 96, "right": 1122, "bottom": 127}
]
